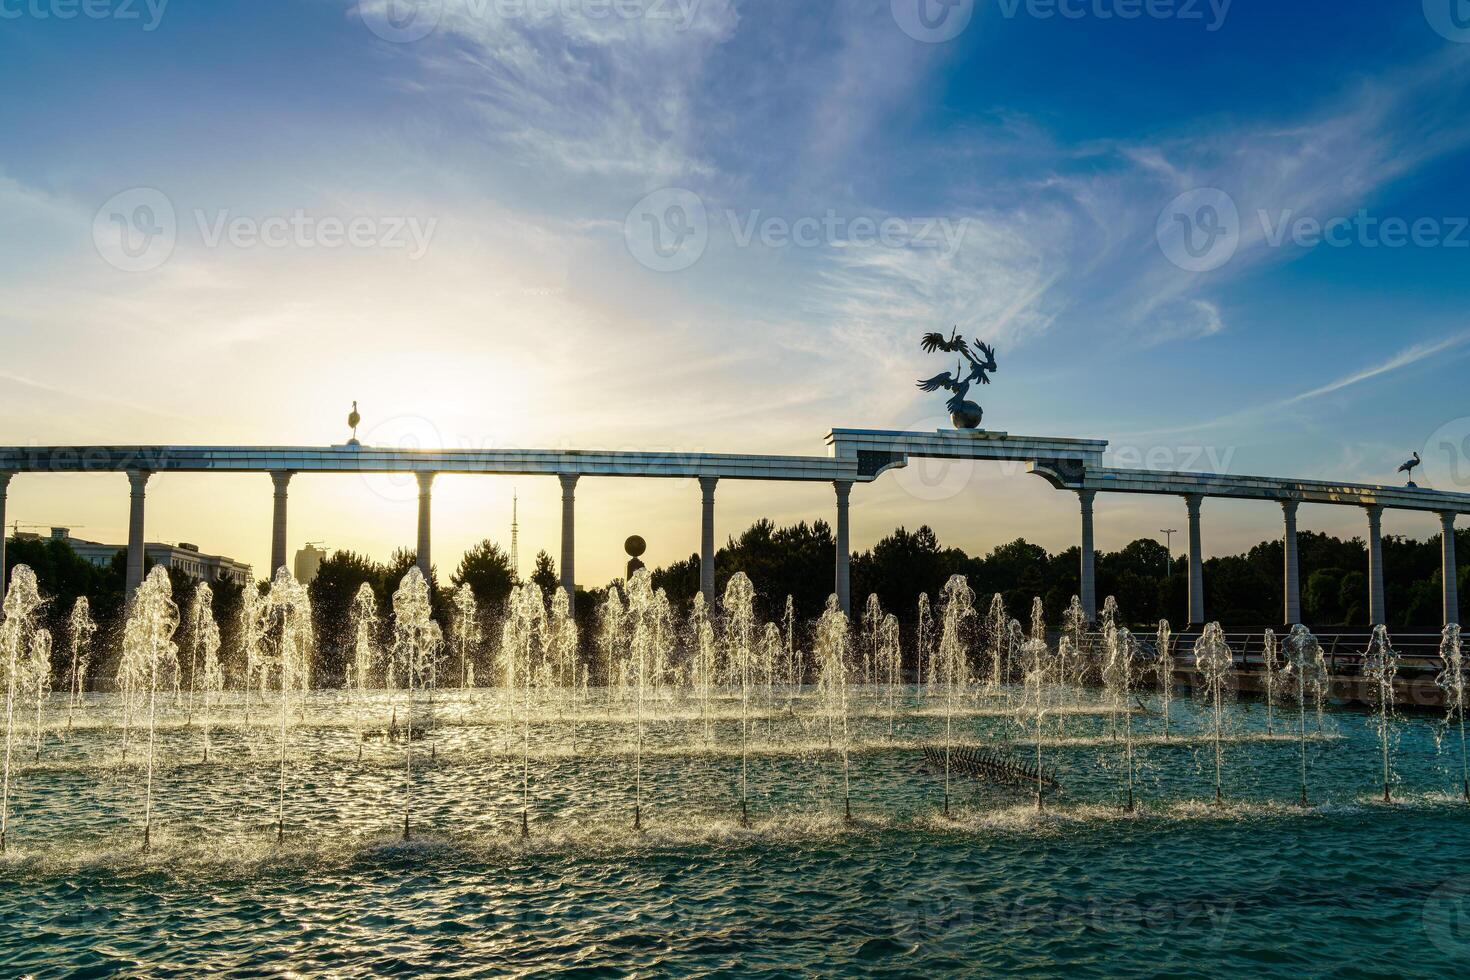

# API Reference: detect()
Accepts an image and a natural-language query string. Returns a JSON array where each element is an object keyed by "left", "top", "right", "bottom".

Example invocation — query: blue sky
[{"left": 3, "top": 0, "right": 1470, "bottom": 583}]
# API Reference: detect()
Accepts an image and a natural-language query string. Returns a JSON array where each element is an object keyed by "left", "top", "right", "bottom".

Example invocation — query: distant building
[
  {"left": 41, "top": 527, "right": 253, "bottom": 585},
  {"left": 294, "top": 542, "right": 329, "bottom": 585}
]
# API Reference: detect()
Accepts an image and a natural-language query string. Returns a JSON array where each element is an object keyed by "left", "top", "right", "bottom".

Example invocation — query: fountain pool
[{"left": 2, "top": 683, "right": 1469, "bottom": 976}]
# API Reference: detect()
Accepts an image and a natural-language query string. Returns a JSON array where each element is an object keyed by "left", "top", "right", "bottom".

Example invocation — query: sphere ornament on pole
[{"left": 625, "top": 535, "right": 646, "bottom": 580}]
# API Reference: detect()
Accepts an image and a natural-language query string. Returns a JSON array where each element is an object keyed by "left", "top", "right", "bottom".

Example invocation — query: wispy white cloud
[
  {"left": 1117, "top": 326, "right": 1470, "bottom": 442},
  {"left": 419, "top": 0, "right": 740, "bottom": 183},
  {"left": 865, "top": 47, "right": 1470, "bottom": 352},
  {"left": 1279, "top": 330, "right": 1470, "bottom": 407}
]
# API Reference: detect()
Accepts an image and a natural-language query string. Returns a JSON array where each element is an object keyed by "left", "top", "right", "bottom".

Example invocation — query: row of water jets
[{"left": 1, "top": 564, "right": 1466, "bottom": 852}]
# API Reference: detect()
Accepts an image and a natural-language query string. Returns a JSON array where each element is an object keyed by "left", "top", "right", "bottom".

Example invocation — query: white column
[
  {"left": 415, "top": 471, "right": 434, "bottom": 581},
  {"left": 126, "top": 469, "right": 150, "bottom": 597},
  {"left": 0, "top": 472, "right": 11, "bottom": 591},
  {"left": 270, "top": 470, "right": 292, "bottom": 578},
  {"left": 1078, "top": 490, "right": 1097, "bottom": 622},
  {"left": 699, "top": 476, "right": 717, "bottom": 604},
  {"left": 834, "top": 480, "right": 852, "bottom": 615},
  {"left": 1366, "top": 504, "right": 1386, "bottom": 626},
  {"left": 559, "top": 473, "right": 578, "bottom": 612},
  {"left": 1186, "top": 494, "right": 1205, "bottom": 625},
  {"left": 1443, "top": 512, "right": 1459, "bottom": 627},
  {"left": 1282, "top": 499, "right": 1301, "bottom": 625}
]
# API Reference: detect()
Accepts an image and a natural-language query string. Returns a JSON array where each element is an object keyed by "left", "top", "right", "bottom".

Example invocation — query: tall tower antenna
[{"left": 510, "top": 490, "right": 520, "bottom": 579}]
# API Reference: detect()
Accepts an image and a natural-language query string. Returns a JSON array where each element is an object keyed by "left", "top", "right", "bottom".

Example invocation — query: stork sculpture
[
  {"left": 916, "top": 328, "right": 997, "bottom": 429},
  {"left": 347, "top": 401, "right": 361, "bottom": 446},
  {"left": 1399, "top": 451, "right": 1421, "bottom": 488}
]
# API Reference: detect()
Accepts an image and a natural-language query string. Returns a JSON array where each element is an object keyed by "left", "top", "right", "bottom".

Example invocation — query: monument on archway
[{"left": 915, "top": 328, "right": 998, "bottom": 429}]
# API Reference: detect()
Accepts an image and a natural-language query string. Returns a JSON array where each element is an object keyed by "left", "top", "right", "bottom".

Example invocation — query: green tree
[
  {"left": 1338, "top": 571, "right": 1368, "bottom": 626},
  {"left": 716, "top": 519, "right": 836, "bottom": 622},
  {"left": 307, "top": 550, "right": 385, "bottom": 685},
  {"left": 5, "top": 534, "right": 124, "bottom": 682},
  {"left": 851, "top": 525, "right": 951, "bottom": 621},
  {"left": 452, "top": 539, "right": 517, "bottom": 609},
  {"left": 530, "top": 550, "right": 559, "bottom": 605},
  {"left": 1304, "top": 568, "right": 1346, "bottom": 625},
  {"left": 1204, "top": 554, "right": 1274, "bottom": 624}
]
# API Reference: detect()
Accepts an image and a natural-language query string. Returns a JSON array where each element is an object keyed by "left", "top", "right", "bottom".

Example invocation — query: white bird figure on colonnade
[{"left": 1398, "top": 451, "right": 1420, "bottom": 487}]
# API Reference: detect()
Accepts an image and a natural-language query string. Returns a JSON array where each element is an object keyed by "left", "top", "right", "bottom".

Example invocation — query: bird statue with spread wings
[{"left": 916, "top": 328, "right": 998, "bottom": 429}]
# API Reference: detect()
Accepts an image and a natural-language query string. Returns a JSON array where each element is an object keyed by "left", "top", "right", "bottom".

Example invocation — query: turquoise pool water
[{"left": 2, "top": 688, "right": 1467, "bottom": 976}]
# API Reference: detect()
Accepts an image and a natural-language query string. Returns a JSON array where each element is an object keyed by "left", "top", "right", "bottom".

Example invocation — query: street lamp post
[{"left": 1160, "top": 528, "right": 1179, "bottom": 576}]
